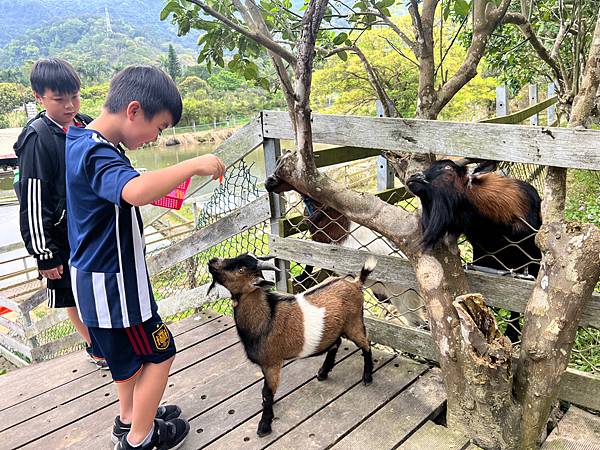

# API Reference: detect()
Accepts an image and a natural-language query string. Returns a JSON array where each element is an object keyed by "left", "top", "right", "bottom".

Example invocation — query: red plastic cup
[{"left": 151, "top": 178, "right": 191, "bottom": 210}]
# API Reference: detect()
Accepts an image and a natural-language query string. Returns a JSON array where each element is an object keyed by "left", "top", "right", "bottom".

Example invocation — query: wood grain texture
[
  {"left": 269, "top": 236, "right": 600, "bottom": 328},
  {"left": 263, "top": 110, "right": 600, "bottom": 170},
  {"left": 147, "top": 195, "right": 270, "bottom": 276}
]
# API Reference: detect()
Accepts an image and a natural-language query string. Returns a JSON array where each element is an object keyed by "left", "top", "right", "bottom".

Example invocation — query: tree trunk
[
  {"left": 515, "top": 222, "right": 600, "bottom": 449},
  {"left": 516, "top": 12, "right": 600, "bottom": 448},
  {"left": 448, "top": 294, "right": 521, "bottom": 450}
]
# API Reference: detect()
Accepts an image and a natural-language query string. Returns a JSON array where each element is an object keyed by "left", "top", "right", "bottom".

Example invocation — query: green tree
[
  {"left": 0, "top": 82, "right": 28, "bottom": 115},
  {"left": 166, "top": 44, "right": 182, "bottom": 81},
  {"left": 207, "top": 70, "right": 244, "bottom": 91},
  {"left": 179, "top": 76, "right": 209, "bottom": 98}
]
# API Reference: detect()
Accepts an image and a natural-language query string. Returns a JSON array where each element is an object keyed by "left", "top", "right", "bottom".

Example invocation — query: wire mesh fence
[
  {"left": 276, "top": 157, "right": 600, "bottom": 374},
  {"left": 150, "top": 157, "right": 269, "bottom": 321},
  {"left": 4, "top": 148, "right": 599, "bottom": 374}
]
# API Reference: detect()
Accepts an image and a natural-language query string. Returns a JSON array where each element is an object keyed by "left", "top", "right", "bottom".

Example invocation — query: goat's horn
[
  {"left": 454, "top": 157, "right": 490, "bottom": 167},
  {"left": 257, "top": 261, "right": 281, "bottom": 272},
  {"left": 454, "top": 158, "right": 472, "bottom": 167}
]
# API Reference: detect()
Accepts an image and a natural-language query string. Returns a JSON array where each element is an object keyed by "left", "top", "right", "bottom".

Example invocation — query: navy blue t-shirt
[{"left": 66, "top": 127, "right": 157, "bottom": 328}]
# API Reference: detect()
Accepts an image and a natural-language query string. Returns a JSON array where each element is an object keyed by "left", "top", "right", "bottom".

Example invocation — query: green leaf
[
  {"left": 244, "top": 62, "right": 259, "bottom": 79},
  {"left": 443, "top": 2, "right": 451, "bottom": 21},
  {"left": 337, "top": 50, "right": 348, "bottom": 62},
  {"left": 376, "top": 0, "right": 395, "bottom": 8},
  {"left": 454, "top": 0, "right": 471, "bottom": 17},
  {"left": 257, "top": 77, "right": 270, "bottom": 91},
  {"left": 333, "top": 32, "right": 348, "bottom": 45},
  {"left": 160, "top": 1, "right": 180, "bottom": 21},
  {"left": 179, "top": 17, "right": 190, "bottom": 35}
]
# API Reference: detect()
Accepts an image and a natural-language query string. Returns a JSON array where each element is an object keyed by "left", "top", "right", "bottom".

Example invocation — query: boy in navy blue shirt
[{"left": 66, "top": 65, "right": 225, "bottom": 450}]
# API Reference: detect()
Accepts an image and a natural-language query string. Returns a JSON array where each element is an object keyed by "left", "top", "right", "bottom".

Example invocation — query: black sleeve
[{"left": 18, "top": 132, "right": 62, "bottom": 270}]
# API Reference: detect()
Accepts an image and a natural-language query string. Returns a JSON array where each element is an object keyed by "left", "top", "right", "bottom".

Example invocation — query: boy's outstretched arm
[{"left": 121, "top": 154, "right": 225, "bottom": 207}]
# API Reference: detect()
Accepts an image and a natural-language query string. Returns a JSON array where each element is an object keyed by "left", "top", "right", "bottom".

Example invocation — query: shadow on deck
[{"left": 0, "top": 310, "right": 450, "bottom": 449}]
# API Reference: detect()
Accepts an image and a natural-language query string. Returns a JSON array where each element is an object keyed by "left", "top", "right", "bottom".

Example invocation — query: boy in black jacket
[{"left": 14, "top": 58, "right": 106, "bottom": 368}]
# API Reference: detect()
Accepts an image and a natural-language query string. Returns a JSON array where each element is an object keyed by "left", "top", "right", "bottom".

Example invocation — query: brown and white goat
[
  {"left": 207, "top": 253, "right": 375, "bottom": 437},
  {"left": 265, "top": 173, "right": 428, "bottom": 328}
]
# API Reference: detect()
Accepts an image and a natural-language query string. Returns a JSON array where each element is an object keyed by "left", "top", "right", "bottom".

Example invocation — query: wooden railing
[{"left": 1, "top": 107, "right": 599, "bottom": 414}]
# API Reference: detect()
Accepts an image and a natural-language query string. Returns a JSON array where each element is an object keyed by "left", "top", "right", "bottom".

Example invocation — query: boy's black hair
[
  {"left": 104, "top": 65, "right": 182, "bottom": 125},
  {"left": 30, "top": 58, "right": 81, "bottom": 96}
]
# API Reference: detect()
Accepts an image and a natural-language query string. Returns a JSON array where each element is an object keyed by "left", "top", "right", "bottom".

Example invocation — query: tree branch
[
  {"left": 542, "top": 8, "right": 600, "bottom": 222},
  {"left": 434, "top": 0, "right": 509, "bottom": 116},
  {"left": 383, "top": 37, "right": 420, "bottom": 68},
  {"left": 293, "top": 0, "right": 329, "bottom": 176},
  {"left": 186, "top": 0, "right": 298, "bottom": 66},
  {"left": 503, "top": 12, "right": 564, "bottom": 90},
  {"left": 326, "top": 45, "right": 399, "bottom": 117},
  {"left": 370, "top": 9, "right": 420, "bottom": 57},
  {"left": 234, "top": 0, "right": 297, "bottom": 130}
]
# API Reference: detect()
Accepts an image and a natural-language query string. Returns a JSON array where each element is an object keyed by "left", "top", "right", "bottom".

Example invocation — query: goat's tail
[{"left": 357, "top": 255, "right": 377, "bottom": 286}]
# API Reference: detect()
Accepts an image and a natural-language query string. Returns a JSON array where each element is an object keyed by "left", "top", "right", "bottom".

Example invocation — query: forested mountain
[{"left": 0, "top": 0, "right": 200, "bottom": 72}]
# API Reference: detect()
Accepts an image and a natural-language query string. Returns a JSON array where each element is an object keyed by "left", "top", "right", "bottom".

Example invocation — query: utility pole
[{"left": 105, "top": 7, "right": 113, "bottom": 37}]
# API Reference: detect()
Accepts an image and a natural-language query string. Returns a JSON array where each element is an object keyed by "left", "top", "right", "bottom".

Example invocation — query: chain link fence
[
  {"left": 277, "top": 157, "right": 600, "bottom": 374},
  {"left": 150, "top": 157, "right": 269, "bottom": 321},
  {"left": 3, "top": 149, "right": 598, "bottom": 375}
]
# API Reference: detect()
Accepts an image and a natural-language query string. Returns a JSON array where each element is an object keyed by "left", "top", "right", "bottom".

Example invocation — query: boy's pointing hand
[{"left": 193, "top": 154, "right": 226, "bottom": 180}]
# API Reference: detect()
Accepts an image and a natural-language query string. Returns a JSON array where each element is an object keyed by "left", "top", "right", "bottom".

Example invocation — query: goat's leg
[
  {"left": 317, "top": 337, "right": 342, "bottom": 381},
  {"left": 257, "top": 363, "right": 282, "bottom": 437},
  {"left": 345, "top": 322, "right": 373, "bottom": 385}
]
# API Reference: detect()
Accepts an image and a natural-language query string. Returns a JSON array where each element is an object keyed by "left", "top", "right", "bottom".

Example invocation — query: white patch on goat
[{"left": 296, "top": 294, "right": 326, "bottom": 358}]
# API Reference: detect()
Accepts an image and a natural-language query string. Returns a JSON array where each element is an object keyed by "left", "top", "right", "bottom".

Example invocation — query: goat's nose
[
  {"left": 264, "top": 176, "right": 278, "bottom": 192},
  {"left": 407, "top": 171, "right": 425, "bottom": 182}
]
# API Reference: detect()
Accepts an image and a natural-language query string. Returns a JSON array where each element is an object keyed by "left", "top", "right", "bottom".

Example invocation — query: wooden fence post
[
  {"left": 375, "top": 100, "right": 394, "bottom": 191},
  {"left": 263, "top": 136, "right": 290, "bottom": 292},
  {"left": 496, "top": 85, "right": 509, "bottom": 117},
  {"left": 529, "top": 84, "right": 539, "bottom": 126},
  {"left": 547, "top": 83, "right": 556, "bottom": 126}
]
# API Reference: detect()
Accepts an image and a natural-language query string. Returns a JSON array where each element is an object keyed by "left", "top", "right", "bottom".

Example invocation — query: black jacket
[{"left": 14, "top": 111, "right": 92, "bottom": 281}]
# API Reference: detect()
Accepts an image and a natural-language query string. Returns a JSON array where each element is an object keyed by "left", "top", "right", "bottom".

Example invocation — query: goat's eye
[
  {"left": 238, "top": 267, "right": 244, "bottom": 273},
  {"left": 444, "top": 165, "right": 453, "bottom": 170}
]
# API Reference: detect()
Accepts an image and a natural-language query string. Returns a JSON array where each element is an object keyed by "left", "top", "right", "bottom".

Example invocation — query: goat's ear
[
  {"left": 252, "top": 277, "right": 276, "bottom": 290},
  {"left": 256, "top": 255, "right": 275, "bottom": 261},
  {"left": 472, "top": 160, "right": 497, "bottom": 178}
]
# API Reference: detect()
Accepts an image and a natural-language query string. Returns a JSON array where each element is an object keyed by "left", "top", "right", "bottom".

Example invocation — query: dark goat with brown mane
[
  {"left": 406, "top": 159, "right": 542, "bottom": 341},
  {"left": 406, "top": 159, "right": 542, "bottom": 273}
]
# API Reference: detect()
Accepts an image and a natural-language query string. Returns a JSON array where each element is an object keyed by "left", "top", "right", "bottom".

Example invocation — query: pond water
[{"left": 0, "top": 141, "right": 267, "bottom": 248}]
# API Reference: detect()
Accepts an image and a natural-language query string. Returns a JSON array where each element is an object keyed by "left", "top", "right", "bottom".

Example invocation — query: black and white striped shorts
[{"left": 47, "top": 287, "right": 76, "bottom": 308}]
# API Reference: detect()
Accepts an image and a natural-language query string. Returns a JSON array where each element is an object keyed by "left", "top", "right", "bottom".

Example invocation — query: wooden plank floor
[{"left": 0, "top": 311, "right": 446, "bottom": 450}]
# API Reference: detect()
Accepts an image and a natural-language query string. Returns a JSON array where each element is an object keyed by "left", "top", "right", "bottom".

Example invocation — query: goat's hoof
[
  {"left": 316, "top": 370, "right": 328, "bottom": 381},
  {"left": 257, "top": 422, "right": 272, "bottom": 437},
  {"left": 363, "top": 375, "right": 373, "bottom": 386}
]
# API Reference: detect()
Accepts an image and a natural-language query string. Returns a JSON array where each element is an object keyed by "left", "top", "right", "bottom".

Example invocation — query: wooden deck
[
  {"left": 0, "top": 311, "right": 449, "bottom": 450},
  {"left": 3, "top": 310, "right": 600, "bottom": 449}
]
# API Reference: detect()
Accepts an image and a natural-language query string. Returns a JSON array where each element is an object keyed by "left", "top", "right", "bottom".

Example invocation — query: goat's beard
[{"left": 206, "top": 278, "right": 231, "bottom": 300}]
